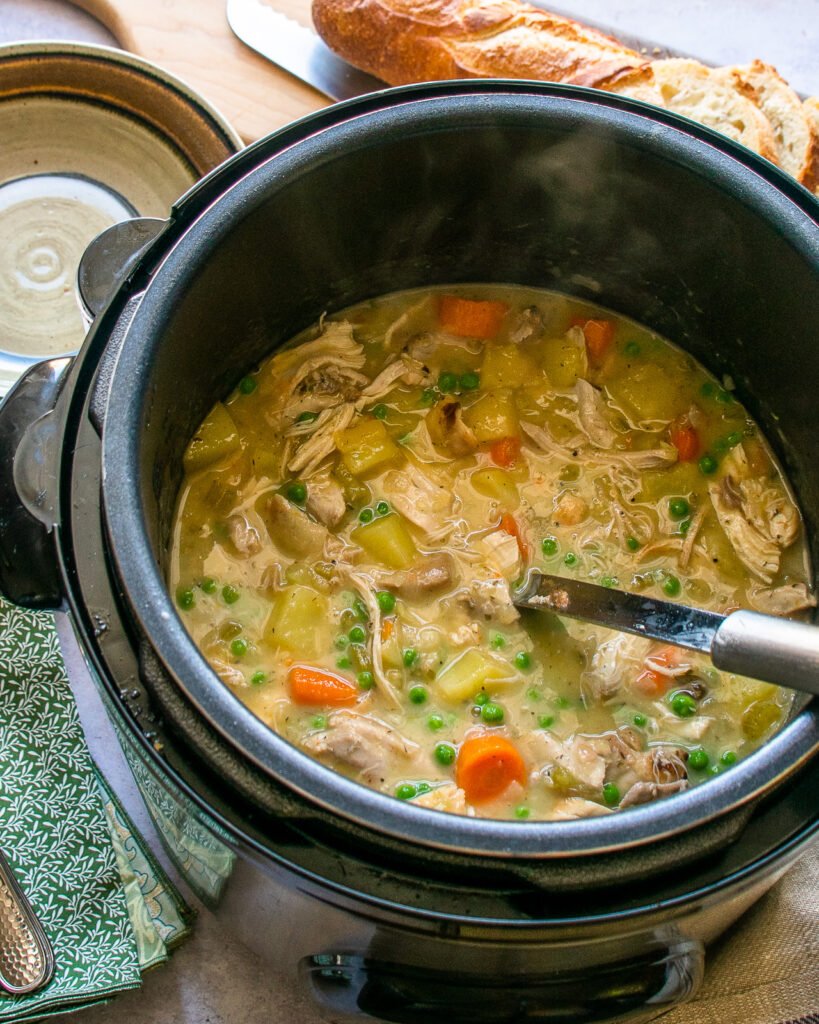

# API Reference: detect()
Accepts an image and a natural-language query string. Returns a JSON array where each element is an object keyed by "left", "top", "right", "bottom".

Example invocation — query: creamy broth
[{"left": 170, "top": 286, "right": 813, "bottom": 821}]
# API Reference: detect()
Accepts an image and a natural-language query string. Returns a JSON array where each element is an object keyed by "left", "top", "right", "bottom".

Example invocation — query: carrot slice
[
  {"left": 456, "top": 735, "right": 526, "bottom": 803},
  {"left": 571, "top": 317, "right": 615, "bottom": 361},
  {"left": 670, "top": 419, "right": 700, "bottom": 462},
  {"left": 489, "top": 435, "right": 521, "bottom": 468},
  {"left": 288, "top": 665, "right": 358, "bottom": 706},
  {"left": 381, "top": 618, "right": 395, "bottom": 643},
  {"left": 439, "top": 295, "right": 508, "bottom": 339},
  {"left": 499, "top": 511, "right": 529, "bottom": 560},
  {"left": 633, "top": 645, "right": 686, "bottom": 698}
]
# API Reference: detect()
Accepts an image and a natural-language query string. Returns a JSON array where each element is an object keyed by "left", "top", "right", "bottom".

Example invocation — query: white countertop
[{"left": 1, "top": 2, "right": 817, "bottom": 1022}]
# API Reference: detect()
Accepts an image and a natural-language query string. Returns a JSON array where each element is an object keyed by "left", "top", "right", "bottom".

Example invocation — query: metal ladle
[
  {"left": 514, "top": 570, "right": 819, "bottom": 696},
  {"left": 0, "top": 847, "right": 55, "bottom": 995}
]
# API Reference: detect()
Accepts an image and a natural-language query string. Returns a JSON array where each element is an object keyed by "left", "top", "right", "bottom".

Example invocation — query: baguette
[
  {"left": 311, "top": 0, "right": 653, "bottom": 92},
  {"left": 651, "top": 59, "right": 778, "bottom": 164},
  {"left": 715, "top": 61, "right": 819, "bottom": 191},
  {"left": 804, "top": 98, "right": 819, "bottom": 195}
]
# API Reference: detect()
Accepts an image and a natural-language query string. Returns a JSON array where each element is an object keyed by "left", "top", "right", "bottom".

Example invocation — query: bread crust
[{"left": 312, "top": 0, "right": 650, "bottom": 90}]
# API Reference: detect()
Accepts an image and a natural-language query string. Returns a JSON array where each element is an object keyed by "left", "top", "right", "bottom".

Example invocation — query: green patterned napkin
[{"left": 0, "top": 598, "right": 191, "bottom": 1022}]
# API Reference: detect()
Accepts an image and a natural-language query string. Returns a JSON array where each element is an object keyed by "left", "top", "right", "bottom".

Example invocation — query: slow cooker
[{"left": 1, "top": 81, "right": 817, "bottom": 1023}]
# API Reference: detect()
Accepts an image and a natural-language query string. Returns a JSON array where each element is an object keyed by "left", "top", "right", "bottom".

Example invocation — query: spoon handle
[
  {"left": 712, "top": 610, "right": 819, "bottom": 696},
  {"left": 0, "top": 848, "right": 55, "bottom": 995}
]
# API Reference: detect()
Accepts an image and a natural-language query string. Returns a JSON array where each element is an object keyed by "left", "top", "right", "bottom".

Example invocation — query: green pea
[
  {"left": 514, "top": 805, "right": 530, "bottom": 819},
  {"left": 311, "top": 714, "right": 327, "bottom": 730},
  {"left": 286, "top": 481, "right": 307, "bottom": 504},
  {"left": 438, "top": 371, "right": 458, "bottom": 393},
  {"left": 490, "top": 633, "right": 506, "bottom": 649},
  {"left": 409, "top": 685, "right": 428, "bottom": 705},
  {"left": 416, "top": 782, "right": 432, "bottom": 795},
  {"left": 698, "top": 454, "right": 718, "bottom": 475},
  {"left": 720, "top": 750, "right": 737, "bottom": 766},
  {"left": 554, "top": 696, "right": 571, "bottom": 709},
  {"left": 230, "top": 637, "right": 248, "bottom": 657},
  {"left": 336, "top": 656, "right": 352, "bottom": 670},
  {"left": 348, "top": 625, "right": 366, "bottom": 644},
  {"left": 541, "top": 536, "right": 558, "bottom": 557},
  {"left": 538, "top": 714, "right": 555, "bottom": 729},
  {"left": 715, "top": 387, "right": 734, "bottom": 404},
  {"left": 176, "top": 587, "right": 195, "bottom": 610},
  {"left": 434, "top": 743, "right": 456, "bottom": 766},
  {"left": 669, "top": 497, "right": 690, "bottom": 520},
  {"left": 481, "top": 702, "right": 504, "bottom": 724},
  {"left": 251, "top": 670, "right": 266, "bottom": 686},
  {"left": 396, "top": 783, "right": 417, "bottom": 800},
  {"left": 700, "top": 381, "right": 717, "bottom": 398},
  {"left": 420, "top": 388, "right": 438, "bottom": 407},
  {"left": 724, "top": 431, "right": 742, "bottom": 448},
  {"left": 602, "top": 783, "right": 620, "bottom": 806},
  {"left": 514, "top": 651, "right": 532, "bottom": 671},
  {"left": 526, "top": 687, "right": 541, "bottom": 702},
  {"left": 564, "top": 552, "right": 578, "bottom": 567},
  {"left": 358, "top": 507, "right": 374, "bottom": 523},
  {"left": 633, "top": 713, "right": 647, "bottom": 728},
  {"left": 357, "top": 670, "right": 375, "bottom": 690},
  {"left": 626, "top": 536, "right": 640, "bottom": 552},
  {"left": 335, "top": 634, "right": 350, "bottom": 650},
  {"left": 376, "top": 590, "right": 396, "bottom": 613},
  {"left": 678, "top": 519, "right": 692, "bottom": 536},
  {"left": 427, "top": 714, "right": 445, "bottom": 731},
  {"left": 200, "top": 577, "right": 217, "bottom": 594},
  {"left": 222, "top": 584, "right": 240, "bottom": 605},
  {"left": 624, "top": 340, "right": 641, "bottom": 357},
  {"left": 473, "top": 691, "right": 490, "bottom": 707},
  {"left": 402, "top": 648, "right": 419, "bottom": 667},
  {"left": 375, "top": 500, "right": 390, "bottom": 516},
  {"left": 459, "top": 371, "right": 481, "bottom": 391},
  {"left": 372, "top": 403, "right": 388, "bottom": 420},
  {"left": 688, "top": 748, "right": 709, "bottom": 771},
  {"left": 238, "top": 375, "right": 257, "bottom": 395},
  {"left": 296, "top": 410, "right": 319, "bottom": 423},
  {"left": 662, "top": 574, "right": 682, "bottom": 598},
  {"left": 600, "top": 576, "right": 618, "bottom": 589},
  {"left": 670, "top": 692, "right": 697, "bottom": 718}
]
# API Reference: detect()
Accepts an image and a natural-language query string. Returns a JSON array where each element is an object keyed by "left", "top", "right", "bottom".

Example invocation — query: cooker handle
[
  {"left": 0, "top": 358, "right": 71, "bottom": 610},
  {"left": 300, "top": 939, "right": 704, "bottom": 1023}
]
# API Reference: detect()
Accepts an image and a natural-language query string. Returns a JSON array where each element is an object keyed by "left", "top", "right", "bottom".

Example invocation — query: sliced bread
[
  {"left": 651, "top": 58, "right": 778, "bottom": 164},
  {"left": 804, "top": 98, "right": 819, "bottom": 195},
  {"left": 716, "top": 61, "right": 819, "bottom": 192}
]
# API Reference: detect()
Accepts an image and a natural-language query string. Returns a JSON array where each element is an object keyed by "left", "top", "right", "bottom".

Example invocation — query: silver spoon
[
  {"left": 0, "top": 847, "right": 55, "bottom": 995},
  {"left": 514, "top": 570, "right": 819, "bottom": 696}
]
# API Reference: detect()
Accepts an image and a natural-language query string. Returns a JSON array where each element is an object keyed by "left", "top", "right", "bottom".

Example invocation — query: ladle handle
[{"left": 713, "top": 610, "right": 819, "bottom": 695}]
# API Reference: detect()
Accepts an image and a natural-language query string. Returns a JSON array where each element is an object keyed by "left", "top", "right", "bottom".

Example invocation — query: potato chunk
[
  {"left": 336, "top": 418, "right": 400, "bottom": 476},
  {"left": 265, "top": 585, "right": 329, "bottom": 658},
  {"left": 183, "top": 403, "right": 240, "bottom": 473},
  {"left": 462, "top": 390, "right": 518, "bottom": 442},
  {"left": 351, "top": 512, "right": 417, "bottom": 569},
  {"left": 435, "top": 648, "right": 513, "bottom": 703}
]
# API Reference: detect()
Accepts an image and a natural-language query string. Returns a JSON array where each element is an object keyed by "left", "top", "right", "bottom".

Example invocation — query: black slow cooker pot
[{"left": 1, "top": 82, "right": 818, "bottom": 1023}]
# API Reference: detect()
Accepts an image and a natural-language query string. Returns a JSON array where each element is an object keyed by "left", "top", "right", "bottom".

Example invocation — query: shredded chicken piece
[
  {"left": 521, "top": 421, "right": 677, "bottom": 471},
  {"left": 709, "top": 478, "right": 780, "bottom": 582},
  {"left": 412, "top": 784, "right": 471, "bottom": 814},
  {"left": 460, "top": 575, "right": 519, "bottom": 625},
  {"left": 356, "top": 355, "right": 429, "bottom": 406},
  {"left": 739, "top": 477, "right": 800, "bottom": 548},
  {"left": 749, "top": 582, "right": 817, "bottom": 616},
  {"left": 679, "top": 504, "right": 707, "bottom": 570},
  {"left": 382, "top": 464, "right": 454, "bottom": 539},
  {"left": 449, "top": 622, "right": 482, "bottom": 646},
  {"left": 550, "top": 797, "right": 613, "bottom": 819},
  {"left": 343, "top": 571, "right": 402, "bottom": 709},
  {"left": 619, "top": 779, "right": 688, "bottom": 808},
  {"left": 575, "top": 379, "right": 618, "bottom": 448},
  {"left": 302, "top": 710, "right": 418, "bottom": 784},
  {"left": 478, "top": 531, "right": 521, "bottom": 582},
  {"left": 509, "top": 305, "right": 545, "bottom": 344},
  {"left": 305, "top": 473, "right": 346, "bottom": 527},
  {"left": 288, "top": 402, "right": 356, "bottom": 476},
  {"left": 583, "top": 632, "right": 654, "bottom": 701},
  {"left": 266, "top": 493, "right": 329, "bottom": 558},
  {"left": 384, "top": 296, "right": 434, "bottom": 350},
  {"left": 531, "top": 732, "right": 607, "bottom": 790},
  {"left": 398, "top": 418, "right": 452, "bottom": 464},
  {"left": 427, "top": 399, "right": 478, "bottom": 456},
  {"left": 375, "top": 553, "right": 456, "bottom": 602},
  {"left": 211, "top": 658, "right": 246, "bottom": 689},
  {"left": 615, "top": 445, "right": 679, "bottom": 470},
  {"left": 225, "top": 513, "right": 261, "bottom": 556}
]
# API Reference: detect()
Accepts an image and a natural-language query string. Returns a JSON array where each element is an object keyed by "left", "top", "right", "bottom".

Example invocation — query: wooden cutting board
[{"left": 68, "top": 0, "right": 330, "bottom": 143}]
